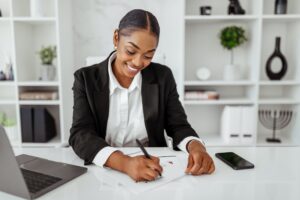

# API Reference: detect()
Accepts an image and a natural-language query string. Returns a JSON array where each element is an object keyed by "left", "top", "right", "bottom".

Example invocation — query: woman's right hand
[{"left": 123, "top": 155, "right": 163, "bottom": 182}]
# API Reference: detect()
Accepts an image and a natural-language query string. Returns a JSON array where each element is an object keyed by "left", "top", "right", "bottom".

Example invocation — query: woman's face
[{"left": 113, "top": 29, "right": 158, "bottom": 79}]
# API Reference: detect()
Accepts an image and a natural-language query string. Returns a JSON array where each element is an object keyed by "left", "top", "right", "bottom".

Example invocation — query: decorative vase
[
  {"left": 266, "top": 37, "right": 287, "bottom": 80},
  {"left": 30, "top": 0, "right": 45, "bottom": 17},
  {"left": 223, "top": 64, "right": 241, "bottom": 80},
  {"left": 275, "top": 0, "right": 287, "bottom": 14},
  {"left": 41, "top": 64, "right": 56, "bottom": 81}
]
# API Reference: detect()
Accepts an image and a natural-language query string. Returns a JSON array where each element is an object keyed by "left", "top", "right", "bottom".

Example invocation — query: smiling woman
[{"left": 69, "top": 9, "right": 215, "bottom": 183}]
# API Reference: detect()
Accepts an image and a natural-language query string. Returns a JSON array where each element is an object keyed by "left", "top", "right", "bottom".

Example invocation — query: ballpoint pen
[{"left": 136, "top": 139, "right": 162, "bottom": 177}]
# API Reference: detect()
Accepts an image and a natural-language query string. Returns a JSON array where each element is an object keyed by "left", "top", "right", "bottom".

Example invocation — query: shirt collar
[{"left": 108, "top": 52, "right": 141, "bottom": 96}]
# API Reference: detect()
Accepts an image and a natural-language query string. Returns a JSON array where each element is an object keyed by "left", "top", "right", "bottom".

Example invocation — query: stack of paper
[{"left": 100, "top": 148, "right": 186, "bottom": 194}]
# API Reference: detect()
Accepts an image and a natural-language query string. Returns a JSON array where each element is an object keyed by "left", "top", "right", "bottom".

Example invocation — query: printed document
[{"left": 101, "top": 148, "right": 186, "bottom": 194}]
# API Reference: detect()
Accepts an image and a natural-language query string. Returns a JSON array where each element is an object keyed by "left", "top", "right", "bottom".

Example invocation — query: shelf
[
  {"left": 0, "top": 100, "right": 17, "bottom": 105},
  {"left": 13, "top": 17, "right": 56, "bottom": 25},
  {"left": 21, "top": 136, "right": 62, "bottom": 147},
  {"left": 19, "top": 100, "right": 60, "bottom": 105},
  {"left": 185, "top": 80, "right": 255, "bottom": 86},
  {"left": 200, "top": 134, "right": 255, "bottom": 147},
  {"left": 185, "top": 15, "right": 259, "bottom": 23},
  {"left": 0, "top": 81, "right": 16, "bottom": 86},
  {"left": 263, "top": 14, "right": 300, "bottom": 22},
  {"left": 0, "top": 18, "right": 11, "bottom": 22},
  {"left": 18, "top": 81, "right": 59, "bottom": 86},
  {"left": 258, "top": 99, "right": 300, "bottom": 105},
  {"left": 257, "top": 134, "right": 299, "bottom": 146},
  {"left": 0, "top": 0, "right": 73, "bottom": 149},
  {"left": 259, "top": 81, "right": 300, "bottom": 86},
  {"left": 184, "top": 99, "right": 254, "bottom": 105}
]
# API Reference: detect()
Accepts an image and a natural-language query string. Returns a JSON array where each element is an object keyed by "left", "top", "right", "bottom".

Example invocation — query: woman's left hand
[{"left": 185, "top": 140, "right": 215, "bottom": 175}]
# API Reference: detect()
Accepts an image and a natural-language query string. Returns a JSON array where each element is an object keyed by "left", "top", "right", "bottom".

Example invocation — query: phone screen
[{"left": 215, "top": 152, "right": 254, "bottom": 170}]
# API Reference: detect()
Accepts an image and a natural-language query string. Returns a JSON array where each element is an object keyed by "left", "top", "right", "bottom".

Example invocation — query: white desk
[{"left": 1, "top": 147, "right": 300, "bottom": 200}]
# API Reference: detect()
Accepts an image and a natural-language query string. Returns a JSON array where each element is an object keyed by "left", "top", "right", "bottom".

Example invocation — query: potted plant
[
  {"left": 219, "top": 25, "right": 247, "bottom": 80},
  {"left": 37, "top": 45, "right": 57, "bottom": 81},
  {"left": 0, "top": 112, "right": 17, "bottom": 141}
]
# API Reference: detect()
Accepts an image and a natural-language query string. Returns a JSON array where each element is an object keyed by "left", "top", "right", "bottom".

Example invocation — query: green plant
[
  {"left": 219, "top": 26, "right": 247, "bottom": 64},
  {"left": 38, "top": 46, "right": 57, "bottom": 65},
  {"left": 0, "top": 112, "right": 16, "bottom": 127}
]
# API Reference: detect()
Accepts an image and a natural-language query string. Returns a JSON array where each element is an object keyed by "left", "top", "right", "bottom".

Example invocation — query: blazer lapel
[
  {"left": 141, "top": 66, "right": 159, "bottom": 146},
  {"left": 93, "top": 55, "right": 110, "bottom": 137}
]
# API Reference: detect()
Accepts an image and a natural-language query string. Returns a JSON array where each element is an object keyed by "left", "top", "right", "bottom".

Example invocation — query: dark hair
[{"left": 118, "top": 9, "right": 160, "bottom": 41}]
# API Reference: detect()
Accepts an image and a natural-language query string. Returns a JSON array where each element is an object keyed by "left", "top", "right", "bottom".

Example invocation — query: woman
[{"left": 69, "top": 9, "right": 215, "bottom": 182}]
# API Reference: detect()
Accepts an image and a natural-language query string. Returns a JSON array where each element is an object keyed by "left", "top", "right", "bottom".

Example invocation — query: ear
[{"left": 113, "top": 29, "right": 119, "bottom": 48}]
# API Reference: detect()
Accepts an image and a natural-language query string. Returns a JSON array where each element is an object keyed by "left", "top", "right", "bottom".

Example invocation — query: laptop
[{"left": 0, "top": 126, "right": 87, "bottom": 199}]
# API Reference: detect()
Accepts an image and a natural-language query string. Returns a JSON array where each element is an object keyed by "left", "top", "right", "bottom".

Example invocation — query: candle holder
[{"left": 258, "top": 110, "right": 293, "bottom": 143}]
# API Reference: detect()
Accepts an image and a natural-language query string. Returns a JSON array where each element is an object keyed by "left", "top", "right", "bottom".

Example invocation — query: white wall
[{"left": 71, "top": 0, "right": 184, "bottom": 90}]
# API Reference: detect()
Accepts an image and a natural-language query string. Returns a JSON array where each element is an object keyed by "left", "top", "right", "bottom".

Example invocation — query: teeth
[{"left": 128, "top": 65, "right": 138, "bottom": 72}]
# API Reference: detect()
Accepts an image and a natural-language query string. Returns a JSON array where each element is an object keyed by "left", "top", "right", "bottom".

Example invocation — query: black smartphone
[{"left": 215, "top": 152, "right": 254, "bottom": 170}]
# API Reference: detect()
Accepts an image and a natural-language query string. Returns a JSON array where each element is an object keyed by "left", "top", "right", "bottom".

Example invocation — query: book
[
  {"left": 20, "top": 107, "right": 34, "bottom": 142},
  {"left": 19, "top": 91, "right": 58, "bottom": 100},
  {"left": 184, "top": 90, "right": 219, "bottom": 100},
  {"left": 33, "top": 107, "right": 56, "bottom": 142}
]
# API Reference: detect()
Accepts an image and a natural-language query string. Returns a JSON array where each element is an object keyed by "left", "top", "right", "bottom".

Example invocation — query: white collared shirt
[{"left": 93, "top": 52, "right": 204, "bottom": 167}]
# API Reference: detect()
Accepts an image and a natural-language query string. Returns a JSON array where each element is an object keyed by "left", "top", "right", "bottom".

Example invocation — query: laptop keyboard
[{"left": 21, "top": 168, "right": 62, "bottom": 194}]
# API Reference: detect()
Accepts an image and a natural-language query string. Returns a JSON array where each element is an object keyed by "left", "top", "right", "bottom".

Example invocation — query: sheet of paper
[{"left": 101, "top": 148, "right": 186, "bottom": 194}]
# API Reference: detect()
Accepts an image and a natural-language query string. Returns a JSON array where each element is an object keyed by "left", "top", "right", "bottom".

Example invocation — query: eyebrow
[{"left": 128, "top": 42, "right": 156, "bottom": 53}]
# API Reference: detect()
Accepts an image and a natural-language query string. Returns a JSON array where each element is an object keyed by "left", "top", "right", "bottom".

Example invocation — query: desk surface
[{"left": 1, "top": 147, "right": 299, "bottom": 200}]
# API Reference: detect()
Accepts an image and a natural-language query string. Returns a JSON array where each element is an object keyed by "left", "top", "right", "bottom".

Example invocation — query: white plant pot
[
  {"left": 30, "top": 0, "right": 45, "bottom": 17},
  {"left": 41, "top": 64, "right": 56, "bottom": 81},
  {"left": 4, "top": 126, "right": 17, "bottom": 141},
  {"left": 223, "top": 64, "right": 241, "bottom": 81}
]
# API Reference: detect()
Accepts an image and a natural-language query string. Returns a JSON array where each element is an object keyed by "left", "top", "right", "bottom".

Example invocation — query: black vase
[
  {"left": 266, "top": 37, "right": 288, "bottom": 80},
  {"left": 275, "top": 0, "right": 287, "bottom": 14},
  {"left": 228, "top": 0, "right": 246, "bottom": 15}
]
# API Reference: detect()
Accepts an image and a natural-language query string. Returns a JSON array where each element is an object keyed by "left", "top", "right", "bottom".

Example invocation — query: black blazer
[{"left": 69, "top": 52, "right": 198, "bottom": 165}]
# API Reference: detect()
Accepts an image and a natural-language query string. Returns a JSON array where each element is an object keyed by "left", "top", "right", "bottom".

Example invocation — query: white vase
[
  {"left": 223, "top": 64, "right": 241, "bottom": 81},
  {"left": 4, "top": 126, "right": 17, "bottom": 141},
  {"left": 30, "top": 0, "right": 45, "bottom": 17},
  {"left": 41, "top": 64, "right": 56, "bottom": 81}
]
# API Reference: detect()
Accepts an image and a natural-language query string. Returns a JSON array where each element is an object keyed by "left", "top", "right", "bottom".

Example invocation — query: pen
[{"left": 136, "top": 139, "right": 162, "bottom": 177}]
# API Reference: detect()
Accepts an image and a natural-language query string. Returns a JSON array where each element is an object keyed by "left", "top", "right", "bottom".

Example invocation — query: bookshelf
[
  {"left": 0, "top": 0, "right": 73, "bottom": 147},
  {"left": 182, "top": 0, "right": 300, "bottom": 146}
]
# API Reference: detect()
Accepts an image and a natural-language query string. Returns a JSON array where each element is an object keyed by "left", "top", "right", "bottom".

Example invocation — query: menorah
[{"left": 258, "top": 110, "right": 293, "bottom": 143}]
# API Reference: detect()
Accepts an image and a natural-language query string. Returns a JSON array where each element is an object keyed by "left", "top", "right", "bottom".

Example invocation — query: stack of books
[
  {"left": 184, "top": 90, "right": 219, "bottom": 100},
  {"left": 19, "top": 91, "right": 58, "bottom": 100}
]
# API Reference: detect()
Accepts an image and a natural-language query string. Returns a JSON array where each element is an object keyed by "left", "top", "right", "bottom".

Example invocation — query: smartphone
[{"left": 215, "top": 152, "right": 254, "bottom": 170}]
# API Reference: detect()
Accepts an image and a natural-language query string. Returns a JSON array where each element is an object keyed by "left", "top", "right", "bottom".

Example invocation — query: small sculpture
[
  {"left": 259, "top": 110, "right": 293, "bottom": 143},
  {"left": 228, "top": 0, "right": 246, "bottom": 15}
]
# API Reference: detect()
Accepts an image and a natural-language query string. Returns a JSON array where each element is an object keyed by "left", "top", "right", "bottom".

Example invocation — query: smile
[{"left": 127, "top": 65, "right": 139, "bottom": 72}]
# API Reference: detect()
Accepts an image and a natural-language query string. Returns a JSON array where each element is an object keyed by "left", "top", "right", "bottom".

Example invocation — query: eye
[
  {"left": 126, "top": 49, "right": 135, "bottom": 55},
  {"left": 144, "top": 55, "right": 153, "bottom": 60}
]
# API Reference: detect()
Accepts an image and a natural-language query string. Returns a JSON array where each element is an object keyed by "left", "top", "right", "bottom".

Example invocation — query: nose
[{"left": 132, "top": 55, "right": 143, "bottom": 68}]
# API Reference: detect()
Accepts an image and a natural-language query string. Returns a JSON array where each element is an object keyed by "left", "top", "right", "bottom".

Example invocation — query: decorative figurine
[{"left": 228, "top": 0, "right": 246, "bottom": 15}]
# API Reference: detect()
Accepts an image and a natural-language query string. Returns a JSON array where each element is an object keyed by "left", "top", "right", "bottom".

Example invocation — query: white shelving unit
[
  {"left": 182, "top": 0, "right": 300, "bottom": 147},
  {"left": 0, "top": 0, "right": 73, "bottom": 147}
]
